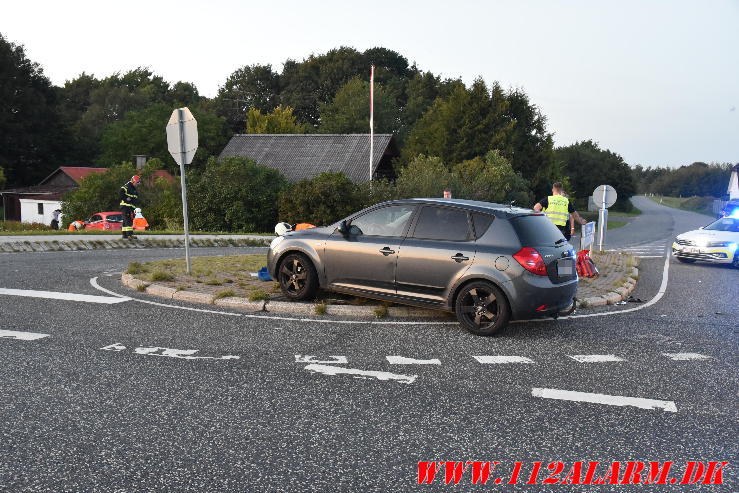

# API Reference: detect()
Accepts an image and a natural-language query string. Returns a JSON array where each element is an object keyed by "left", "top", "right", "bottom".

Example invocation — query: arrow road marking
[
  {"left": 304, "top": 363, "right": 417, "bottom": 384},
  {"left": 568, "top": 354, "right": 625, "bottom": 363},
  {"left": 0, "top": 287, "right": 129, "bottom": 304},
  {"left": 295, "top": 355, "right": 347, "bottom": 364},
  {"left": 473, "top": 355, "right": 535, "bottom": 364},
  {"left": 662, "top": 352, "right": 712, "bottom": 361},
  {"left": 386, "top": 356, "right": 441, "bottom": 365},
  {"left": 0, "top": 329, "right": 49, "bottom": 341},
  {"left": 532, "top": 387, "right": 677, "bottom": 412}
]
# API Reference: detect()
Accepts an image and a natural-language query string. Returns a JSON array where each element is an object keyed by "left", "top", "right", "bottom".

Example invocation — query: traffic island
[
  {"left": 120, "top": 252, "right": 640, "bottom": 318},
  {"left": 0, "top": 237, "right": 269, "bottom": 253}
]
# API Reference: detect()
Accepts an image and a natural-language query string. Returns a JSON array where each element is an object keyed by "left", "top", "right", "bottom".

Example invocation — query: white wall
[{"left": 19, "top": 199, "right": 62, "bottom": 225}]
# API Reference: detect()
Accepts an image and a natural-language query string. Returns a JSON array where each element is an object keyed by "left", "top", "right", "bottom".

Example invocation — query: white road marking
[
  {"left": 295, "top": 355, "right": 347, "bottom": 364},
  {"left": 101, "top": 342, "right": 239, "bottom": 360},
  {"left": 0, "top": 329, "right": 49, "bottom": 341},
  {"left": 473, "top": 355, "right": 534, "bottom": 364},
  {"left": 635, "top": 255, "right": 664, "bottom": 258},
  {"left": 568, "top": 354, "right": 624, "bottom": 363},
  {"left": 532, "top": 387, "right": 677, "bottom": 412},
  {"left": 0, "top": 287, "right": 129, "bottom": 304},
  {"left": 662, "top": 352, "right": 712, "bottom": 361},
  {"left": 386, "top": 356, "right": 441, "bottom": 365},
  {"left": 304, "top": 363, "right": 417, "bottom": 384}
]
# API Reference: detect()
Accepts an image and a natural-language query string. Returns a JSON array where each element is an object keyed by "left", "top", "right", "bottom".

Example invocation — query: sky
[{"left": 2, "top": 0, "right": 737, "bottom": 168}]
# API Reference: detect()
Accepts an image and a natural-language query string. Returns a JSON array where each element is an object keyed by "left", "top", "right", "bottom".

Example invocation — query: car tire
[
  {"left": 278, "top": 253, "right": 318, "bottom": 301},
  {"left": 454, "top": 281, "right": 510, "bottom": 336},
  {"left": 676, "top": 257, "right": 696, "bottom": 263}
]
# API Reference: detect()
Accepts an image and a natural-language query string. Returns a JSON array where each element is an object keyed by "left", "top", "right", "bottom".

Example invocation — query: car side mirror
[
  {"left": 699, "top": 226, "right": 704, "bottom": 229},
  {"left": 337, "top": 220, "right": 349, "bottom": 235}
]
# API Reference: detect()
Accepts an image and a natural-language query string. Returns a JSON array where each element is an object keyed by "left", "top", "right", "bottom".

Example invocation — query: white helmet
[
  {"left": 274, "top": 222, "right": 292, "bottom": 236},
  {"left": 134, "top": 208, "right": 142, "bottom": 214}
]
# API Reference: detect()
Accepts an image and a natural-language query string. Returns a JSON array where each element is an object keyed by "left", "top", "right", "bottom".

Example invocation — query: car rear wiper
[{"left": 555, "top": 238, "right": 567, "bottom": 245}]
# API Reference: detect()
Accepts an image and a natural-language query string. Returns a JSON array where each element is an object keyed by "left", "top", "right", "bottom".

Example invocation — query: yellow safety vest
[{"left": 543, "top": 195, "right": 569, "bottom": 227}]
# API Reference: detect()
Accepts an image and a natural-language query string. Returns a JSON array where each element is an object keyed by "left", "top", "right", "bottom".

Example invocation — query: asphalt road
[{"left": 1, "top": 198, "right": 736, "bottom": 492}]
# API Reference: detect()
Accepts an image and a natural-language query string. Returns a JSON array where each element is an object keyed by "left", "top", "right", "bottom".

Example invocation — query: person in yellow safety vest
[
  {"left": 119, "top": 175, "right": 140, "bottom": 239},
  {"left": 133, "top": 208, "right": 149, "bottom": 231},
  {"left": 533, "top": 182, "right": 587, "bottom": 241}
]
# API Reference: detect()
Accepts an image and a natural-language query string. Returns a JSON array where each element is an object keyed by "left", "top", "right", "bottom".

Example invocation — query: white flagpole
[{"left": 369, "top": 65, "right": 374, "bottom": 187}]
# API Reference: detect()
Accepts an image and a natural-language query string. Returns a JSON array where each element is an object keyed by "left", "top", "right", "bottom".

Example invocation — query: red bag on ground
[{"left": 576, "top": 250, "right": 599, "bottom": 278}]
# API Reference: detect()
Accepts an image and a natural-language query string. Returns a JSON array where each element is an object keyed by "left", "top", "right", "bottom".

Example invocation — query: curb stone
[
  {"left": 213, "top": 297, "right": 265, "bottom": 311},
  {"left": 172, "top": 290, "right": 215, "bottom": 304},
  {"left": 0, "top": 237, "right": 269, "bottom": 253}
]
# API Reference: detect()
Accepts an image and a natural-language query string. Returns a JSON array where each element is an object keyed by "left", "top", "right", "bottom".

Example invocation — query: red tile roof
[{"left": 59, "top": 167, "right": 108, "bottom": 184}]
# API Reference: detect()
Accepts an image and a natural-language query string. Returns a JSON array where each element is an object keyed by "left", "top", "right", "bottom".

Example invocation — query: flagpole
[{"left": 369, "top": 65, "right": 374, "bottom": 188}]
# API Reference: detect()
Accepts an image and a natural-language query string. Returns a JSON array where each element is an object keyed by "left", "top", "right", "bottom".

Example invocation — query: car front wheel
[
  {"left": 278, "top": 253, "right": 318, "bottom": 301},
  {"left": 455, "top": 281, "right": 510, "bottom": 336}
]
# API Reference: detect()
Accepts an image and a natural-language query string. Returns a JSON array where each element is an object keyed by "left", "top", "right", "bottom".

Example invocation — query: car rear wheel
[
  {"left": 278, "top": 253, "right": 318, "bottom": 301},
  {"left": 676, "top": 257, "right": 696, "bottom": 263},
  {"left": 454, "top": 281, "right": 510, "bottom": 336}
]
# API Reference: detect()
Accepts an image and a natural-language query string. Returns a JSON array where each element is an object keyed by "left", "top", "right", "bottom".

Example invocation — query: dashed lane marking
[
  {"left": 304, "top": 363, "right": 417, "bottom": 384},
  {"left": 473, "top": 355, "right": 535, "bottom": 364},
  {"left": 0, "top": 287, "right": 130, "bottom": 304},
  {"left": 295, "top": 355, "right": 347, "bottom": 364},
  {"left": 568, "top": 354, "right": 625, "bottom": 363},
  {"left": 0, "top": 329, "right": 49, "bottom": 341},
  {"left": 532, "top": 387, "right": 677, "bottom": 412},
  {"left": 101, "top": 343, "right": 239, "bottom": 360},
  {"left": 386, "top": 356, "right": 441, "bottom": 365},
  {"left": 662, "top": 352, "right": 712, "bottom": 361}
]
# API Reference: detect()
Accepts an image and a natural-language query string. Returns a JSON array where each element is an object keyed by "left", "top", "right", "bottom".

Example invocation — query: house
[
  {"left": 1, "top": 167, "right": 174, "bottom": 223},
  {"left": 218, "top": 134, "right": 399, "bottom": 183}
]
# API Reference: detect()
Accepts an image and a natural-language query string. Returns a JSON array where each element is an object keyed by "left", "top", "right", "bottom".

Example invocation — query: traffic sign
[
  {"left": 593, "top": 184, "right": 617, "bottom": 209},
  {"left": 166, "top": 107, "right": 198, "bottom": 165}
]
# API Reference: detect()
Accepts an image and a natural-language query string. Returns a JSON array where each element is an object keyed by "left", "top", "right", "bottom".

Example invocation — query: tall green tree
[
  {"left": 452, "top": 150, "right": 532, "bottom": 205},
  {"left": 215, "top": 64, "right": 280, "bottom": 133},
  {"left": 246, "top": 105, "right": 308, "bottom": 134},
  {"left": 0, "top": 166, "right": 6, "bottom": 190},
  {"left": 278, "top": 172, "right": 360, "bottom": 225},
  {"left": 319, "top": 77, "right": 399, "bottom": 134},
  {"left": 0, "top": 33, "right": 70, "bottom": 186}
]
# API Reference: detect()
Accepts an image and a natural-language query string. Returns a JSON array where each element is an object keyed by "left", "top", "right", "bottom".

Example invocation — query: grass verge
[{"left": 647, "top": 195, "right": 716, "bottom": 217}]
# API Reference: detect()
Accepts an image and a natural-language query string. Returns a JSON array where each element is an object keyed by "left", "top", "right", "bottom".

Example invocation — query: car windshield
[{"left": 703, "top": 217, "right": 739, "bottom": 233}]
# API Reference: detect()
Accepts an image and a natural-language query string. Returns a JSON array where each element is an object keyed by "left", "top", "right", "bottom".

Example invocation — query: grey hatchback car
[{"left": 268, "top": 198, "right": 578, "bottom": 335}]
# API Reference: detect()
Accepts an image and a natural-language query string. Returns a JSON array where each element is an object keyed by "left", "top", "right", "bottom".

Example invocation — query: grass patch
[
  {"left": 648, "top": 195, "right": 716, "bottom": 217},
  {"left": 136, "top": 284, "right": 147, "bottom": 292},
  {"left": 126, "top": 261, "right": 148, "bottom": 275},
  {"left": 214, "top": 289, "right": 236, "bottom": 300},
  {"left": 150, "top": 270, "right": 174, "bottom": 282},
  {"left": 314, "top": 303, "right": 327, "bottom": 315},
  {"left": 176, "top": 285, "right": 187, "bottom": 291},
  {"left": 270, "top": 282, "right": 282, "bottom": 293},
  {"left": 248, "top": 289, "right": 269, "bottom": 302},
  {"left": 204, "top": 279, "right": 223, "bottom": 286},
  {"left": 374, "top": 304, "right": 388, "bottom": 318}
]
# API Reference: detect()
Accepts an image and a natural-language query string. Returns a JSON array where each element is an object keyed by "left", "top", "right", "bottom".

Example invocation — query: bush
[
  {"left": 0, "top": 221, "right": 52, "bottom": 232},
  {"left": 189, "top": 156, "right": 288, "bottom": 232},
  {"left": 278, "top": 172, "right": 361, "bottom": 225},
  {"left": 150, "top": 270, "right": 174, "bottom": 282},
  {"left": 61, "top": 162, "right": 136, "bottom": 227}
]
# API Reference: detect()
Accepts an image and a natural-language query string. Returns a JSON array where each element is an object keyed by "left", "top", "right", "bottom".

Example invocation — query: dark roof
[
  {"left": 39, "top": 167, "right": 108, "bottom": 186},
  {"left": 219, "top": 134, "right": 398, "bottom": 183}
]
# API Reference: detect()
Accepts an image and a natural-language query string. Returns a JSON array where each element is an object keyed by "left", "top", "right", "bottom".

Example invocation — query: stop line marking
[
  {"left": 473, "top": 355, "right": 534, "bottom": 364},
  {"left": 0, "top": 287, "right": 129, "bottom": 304},
  {"left": 662, "top": 352, "right": 712, "bottom": 361},
  {"left": 0, "top": 329, "right": 49, "bottom": 341},
  {"left": 532, "top": 387, "right": 677, "bottom": 412},
  {"left": 568, "top": 354, "right": 625, "bottom": 363},
  {"left": 386, "top": 356, "right": 441, "bottom": 365}
]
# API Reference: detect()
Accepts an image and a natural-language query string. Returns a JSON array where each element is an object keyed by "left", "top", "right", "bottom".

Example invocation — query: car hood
[{"left": 676, "top": 229, "right": 738, "bottom": 242}]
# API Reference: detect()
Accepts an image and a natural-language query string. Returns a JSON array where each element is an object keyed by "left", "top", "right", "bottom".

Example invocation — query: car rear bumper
[
  {"left": 505, "top": 274, "right": 579, "bottom": 320},
  {"left": 671, "top": 243, "right": 735, "bottom": 264}
]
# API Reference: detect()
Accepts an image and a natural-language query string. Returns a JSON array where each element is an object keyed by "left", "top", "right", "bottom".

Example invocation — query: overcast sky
[{"left": 2, "top": 0, "right": 737, "bottom": 167}]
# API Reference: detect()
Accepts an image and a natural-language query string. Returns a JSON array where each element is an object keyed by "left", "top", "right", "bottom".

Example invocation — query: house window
[{"left": 38, "top": 203, "right": 44, "bottom": 215}]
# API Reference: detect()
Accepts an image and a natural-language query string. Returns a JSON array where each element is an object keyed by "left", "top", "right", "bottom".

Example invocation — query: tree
[
  {"left": 555, "top": 140, "right": 636, "bottom": 210},
  {"left": 319, "top": 77, "right": 399, "bottom": 134},
  {"left": 395, "top": 155, "right": 454, "bottom": 198},
  {"left": 278, "top": 172, "right": 360, "bottom": 225},
  {"left": 452, "top": 150, "right": 532, "bottom": 205},
  {"left": 189, "top": 156, "right": 289, "bottom": 232},
  {"left": 0, "top": 166, "right": 6, "bottom": 190},
  {"left": 246, "top": 105, "right": 308, "bottom": 134},
  {"left": 0, "top": 34, "right": 69, "bottom": 186},
  {"left": 60, "top": 162, "right": 137, "bottom": 224},
  {"left": 215, "top": 64, "right": 280, "bottom": 133}
]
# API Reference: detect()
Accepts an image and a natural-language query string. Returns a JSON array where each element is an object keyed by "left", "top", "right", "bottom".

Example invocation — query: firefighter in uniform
[
  {"left": 119, "top": 175, "right": 141, "bottom": 239},
  {"left": 533, "top": 182, "right": 586, "bottom": 241}
]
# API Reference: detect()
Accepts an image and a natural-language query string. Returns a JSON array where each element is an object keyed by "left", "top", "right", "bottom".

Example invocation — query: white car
[{"left": 672, "top": 215, "right": 739, "bottom": 268}]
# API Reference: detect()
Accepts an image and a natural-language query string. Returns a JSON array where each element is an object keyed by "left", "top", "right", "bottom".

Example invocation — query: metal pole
[
  {"left": 177, "top": 108, "right": 192, "bottom": 274},
  {"left": 369, "top": 65, "right": 374, "bottom": 189},
  {"left": 598, "top": 188, "right": 607, "bottom": 251}
]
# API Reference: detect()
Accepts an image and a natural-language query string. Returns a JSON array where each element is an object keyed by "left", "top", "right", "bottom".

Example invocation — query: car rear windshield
[{"left": 510, "top": 215, "right": 564, "bottom": 246}]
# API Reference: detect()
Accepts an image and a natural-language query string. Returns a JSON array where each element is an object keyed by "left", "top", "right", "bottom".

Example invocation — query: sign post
[
  {"left": 592, "top": 184, "right": 617, "bottom": 251},
  {"left": 166, "top": 107, "right": 198, "bottom": 274},
  {"left": 580, "top": 221, "right": 596, "bottom": 251}
]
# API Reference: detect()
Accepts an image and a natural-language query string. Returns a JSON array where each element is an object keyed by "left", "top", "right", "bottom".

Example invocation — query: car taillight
[{"left": 513, "top": 247, "right": 547, "bottom": 276}]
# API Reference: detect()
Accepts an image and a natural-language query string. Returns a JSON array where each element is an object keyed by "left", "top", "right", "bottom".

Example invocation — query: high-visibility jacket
[
  {"left": 294, "top": 223, "right": 316, "bottom": 231},
  {"left": 543, "top": 195, "right": 570, "bottom": 227},
  {"left": 119, "top": 182, "right": 139, "bottom": 208},
  {"left": 133, "top": 217, "right": 149, "bottom": 231}
]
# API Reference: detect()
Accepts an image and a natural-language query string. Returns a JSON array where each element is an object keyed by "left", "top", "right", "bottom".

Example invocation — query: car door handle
[
  {"left": 379, "top": 247, "right": 395, "bottom": 256},
  {"left": 451, "top": 253, "right": 469, "bottom": 262}
]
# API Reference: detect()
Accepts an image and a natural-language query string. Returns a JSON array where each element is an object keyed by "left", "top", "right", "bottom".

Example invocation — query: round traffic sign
[{"left": 593, "top": 184, "right": 617, "bottom": 208}]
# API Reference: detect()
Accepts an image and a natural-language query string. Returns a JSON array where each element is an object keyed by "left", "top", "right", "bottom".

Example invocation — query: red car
[{"left": 85, "top": 211, "right": 124, "bottom": 231}]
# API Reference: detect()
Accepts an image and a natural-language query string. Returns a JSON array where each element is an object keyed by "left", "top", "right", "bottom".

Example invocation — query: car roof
[
  {"left": 387, "top": 198, "right": 538, "bottom": 218},
  {"left": 97, "top": 211, "right": 123, "bottom": 216}
]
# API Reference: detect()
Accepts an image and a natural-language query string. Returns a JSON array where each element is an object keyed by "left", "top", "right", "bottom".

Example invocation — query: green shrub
[
  {"left": 150, "top": 270, "right": 174, "bottom": 282},
  {"left": 374, "top": 305, "right": 388, "bottom": 318},
  {"left": 214, "top": 289, "right": 236, "bottom": 300},
  {"left": 278, "top": 172, "right": 360, "bottom": 225},
  {"left": 248, "top": 289, "right": 269, "bottom": 301},
  {"left": 126, "top": 262, "right": 148, "bottom": 275},
  {"left": 314, "top": 303, "right": 327, "bottom": 315}
]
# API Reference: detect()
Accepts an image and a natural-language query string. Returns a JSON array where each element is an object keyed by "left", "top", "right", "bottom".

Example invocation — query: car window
[
  {"left": 511, "top": 214, "right": 564, "bottom": 246},
  {"left": 411, "top": 206, "right": 471, "bottom": 241},
  {"left": 107, "top": 214, "right": 124, "bottom": 223},
  {"left": 89, "top": 215, "right": 102, "bottom": 222},
  {"left": 704, "top": 217, "right": 739, "bottom": 233},
  {"left": 472, "top": 213, "right": 495, "bottom": 239},
  {"left": 350, "top": 205, "right": 415, "bottom": 237}
]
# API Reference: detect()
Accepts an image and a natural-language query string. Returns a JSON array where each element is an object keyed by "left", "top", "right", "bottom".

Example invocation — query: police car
[{"left": 672, "top": 212, "right": 739, "bottom": 268}]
